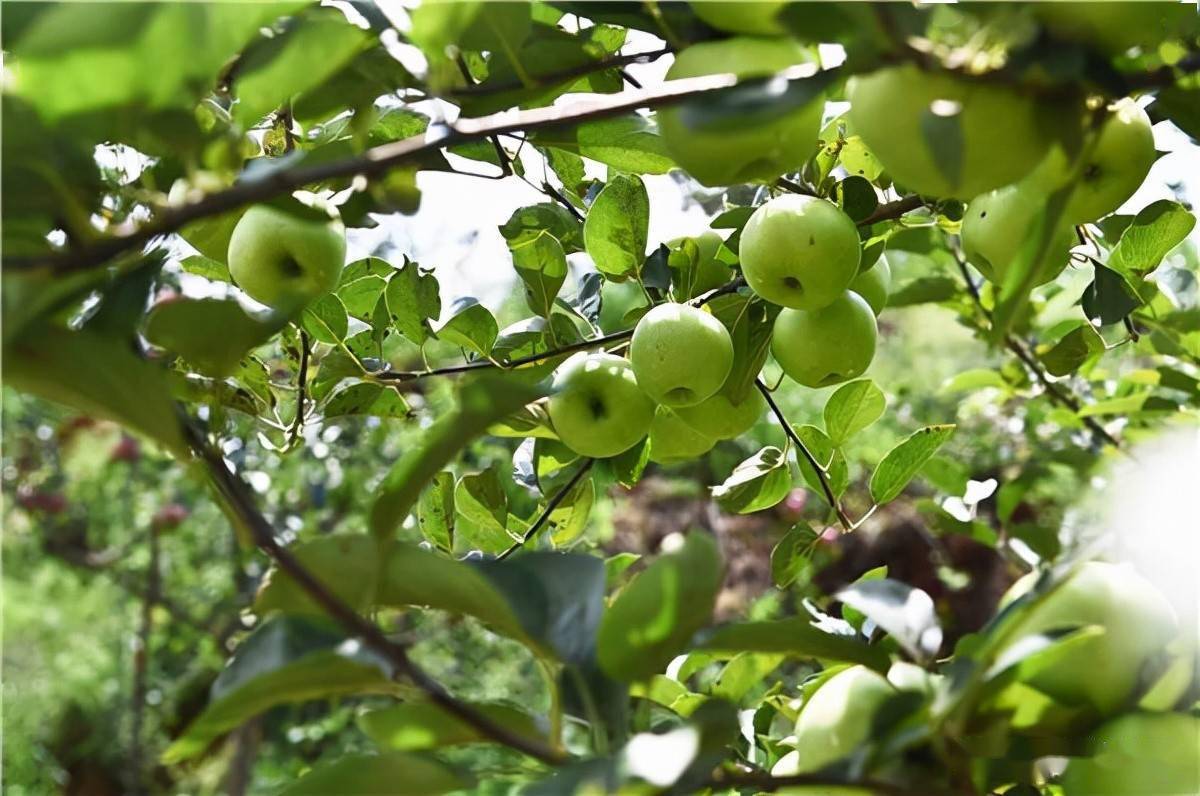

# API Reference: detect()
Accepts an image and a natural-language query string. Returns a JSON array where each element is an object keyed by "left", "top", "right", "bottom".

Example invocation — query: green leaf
[
  {"left": 823, "top": 379, "right": 886, "bottom": 445},
  {"left": 359, "top": 702, "right": 543, "bottom": 752},
  {"left": 323, "top": 382, "right": 411, "bottom": 419},
  {"left": 233, "top": 9, "right": 368, "bottom": 126},
  {"left": 180, "top": 254, "right": 232, "bottom": 283},
  {"left": 533, "top": 114, "right": 674, "bottom": 174},
  {"left": 280, "top": 752, "right": 469, "bottom": 796},
  {"left": 584, "top": 173, "right": 649, "bottom": 279},
  {"left": 1038, "top": 323, "right": 1105, "bottom": 377},
  {"left": 597, "top": 533, "right": 723, "bottom": 682},
  {"left": 370, "top": 377, "right": 543, "bottom": 539},
  {"left": 410, "top": 1, "right": 530, "bottom": 59},
  {"left": 456, "top": 466, "right": 510, "bottom": 536},
  {"left": 1082, "top": 263, "right": 1141, "bottom": 326},
  {"left": 436, "top": 299, "right": 498, "bottom": 357},
  {"left": 499, "top": 203, "right": 584, "bottom": 254},
  {"left": 488, "top": 401, "right": 559, "bottom": 440},
  {"left": 941, "top": 368, "right": 1010, "bottom": 394},
  {"left": 301, "top": 293, "right": 350, "bottom": 345},
  {"left": 712, "top": 446, "right": 792, "bottom": 514},
  {"left": 920, "top": 106, "right": 964, "bottom": 191},
  {"left": 837, "top": 175, "right": 878, "bottom": 222},
  {"left": 3, "top": 325, "right": 187, "bottom": 458},
  {"left": 163, "top": 616, "right": 396, "bottom": 763},
  {"left": 417, "top": 472, "right": 455, "bottom": 552},
  {"left": 336, "top": 257, "right": 393, "bottom": 321},
  {"left": 508, "top": 232, "right": 567, "bottom": 318},
  {"left": 870, "top": 425, "right": 957, "bottom": 504},
  {"left": 770, "top": 522, "right": 819, "bottom": 589},
  {"left": 1077, "top": 393, "right": 1149, "bottom": 418},
  {"left": 1107, "top": 200, "right": 1196, "bottom": 277},
  {"left": 548, "top": 476, "right": 595, "bottom": 546},
  {"left": 255, "top": 535, "right": 382, "bottom": 616},
  {"left": 695, "top": 618, "right": 891, "bottom": 674},
  {"left": 385, "top": 260, "right": 441, "bottom": 346},
  {"left": 144, "top": 298, "right": 285, "bottom": 377},
  {"left": 887, "top": 275, "right": 959, "bottom": 307},
  {"left": 793, "top": 425, "right": 849, "bottom": 502},
  {"left": 708, "top": 296, "right": 776, "bottom": 403}
]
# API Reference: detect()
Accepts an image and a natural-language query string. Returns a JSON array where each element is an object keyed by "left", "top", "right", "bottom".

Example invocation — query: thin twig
[
  {"left": 288, "top": 329, "right": 310, "bottom": 448},
  {"left": 498, "top": 460, "right": 595, "bottom": 560},
  {"left": 448, "top": 48, "right": 671, "bottom": 97},
  {"left": 183, "top": 421, "right": 567, "bottom": 764},
  {"left": 755, "top": 379, "right": 854, "bottom": 531},
  {"left": 859, "top": 194, "right": 924, "bottom": 227},
  {"left": 541, "top": 181, "right": 585, "bottom": 222},
  {"left": 129, "top": 523, "right": 160, "bottom": 796},
  {"left": 6, "top": 64, "right": 838, "bottom": 273}
]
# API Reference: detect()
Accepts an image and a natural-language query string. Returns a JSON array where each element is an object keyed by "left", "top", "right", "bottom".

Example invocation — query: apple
[
  {"left": 849, "top": 255, "right": 891, "bottom": 316},
  {"left": 740, "top": 195, "right": 862, "bottom": 310},
  {"left": 227, "top": 205, "right": 346, "bottom": 309},
  {"left": 1000, "top": 561, "right": 1178, "bottom": 716},
  {"left": 772, "top": 666, "right": 896, "bottom": 775},
  {"left": 847, "top": 63, "right": 1056, "bottom": 199},
  {"left": 1035, "top": 2, "right": 1199, "bottom": 56},
  {"left": 669, "top": 231, "right": 731, "bottom": 298},
  {"left": 961, "top": 183, "right": 1076, "bottom": 286},
  {"left": 674, "top": 387, "right": 766, "bottom": 440},
  {"left": 690, "top": 1, "right": 788, "bottom": 36},
  {"left": 658, "top": 37, "right": 823, "bottom": 187},
  {"left": 1022, "top": 98, "right": 1156, "bottom": 225},
  {"left": 548, "top": 353, "right": 656, "bottom": 458},
  {"left": 772, "top": 291, "right": 877, "bottom": 388},
  {"left": 1062, "top": 712, "right": 1200, "bottom": 795},
  {"left": 648, "top": 407, "right": 717, "bottom": 465},
  {"left": 629, "top": 303, "right": 734, "bottom": 407}
]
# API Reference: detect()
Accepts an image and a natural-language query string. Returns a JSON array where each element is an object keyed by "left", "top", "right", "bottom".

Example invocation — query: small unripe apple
[
  {"left": 669, "top": 231, "right": 731, "bottom": 298},
  {"left": 648, "top": 407, "right": 717, "bottom": 465},
  {"left": 1035, "top": 2, "right": 1199, "bottom": 56},
  {"left": 847, "top": 64, "right": 1055, "bottom": 199},
  {"left": 659, "top": 37, "right": 823, "bottom": 187},
  {"left": 1023, "top": 99, "right": 1156, "bottom": 225},
  {"left": 548, "top": 353, "right": 656, "bottom": 458},
  {"left": 1062, "top": 712, "right": 1200, "bottom": 795},
  {"left": 674, "top": 388, "right": 766, "bottom": 440},
  {"left": 773, "top": 666, "right": 896, "bottom": 775},
  {"left": 1000, "top": 561, "right": 1177, "bottom": 716},
  {"left": 227, "top": 205, "right": 346, "bottom": 309},
  {"left": 961, "top": 184, "right": 1076, "bottom": 285},
  {"left": 772, "top": 292, "right": 877, "bottom": 388},
  {"left": 740, "top": 195, "right": 861, "bottom": 310},
  {"left": 690, "top": 1, "right": 788, "bottom": 36},
  {"left": 630, "top": 304, "right": 734, "bottom": 407},
  {"left": 849, "top": 255, "right": 891, "bottom": 316}
]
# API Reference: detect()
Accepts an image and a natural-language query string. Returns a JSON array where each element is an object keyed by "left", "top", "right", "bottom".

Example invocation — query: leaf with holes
[{"left": 385, "top": 260, "right": 441, "bottom": 345}]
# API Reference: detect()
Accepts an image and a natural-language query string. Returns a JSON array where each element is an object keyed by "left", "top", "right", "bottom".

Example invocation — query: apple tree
[{"left": 3, "top": 2, "right": 1200, "bottom": 795}]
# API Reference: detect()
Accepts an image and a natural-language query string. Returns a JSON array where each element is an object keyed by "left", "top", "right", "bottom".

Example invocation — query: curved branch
[
  {"left": 6, "top": 65, "right": 836, "bottom": 273},
  {"left": 497, "top": 459, "right": 595, "bottom": 561}
]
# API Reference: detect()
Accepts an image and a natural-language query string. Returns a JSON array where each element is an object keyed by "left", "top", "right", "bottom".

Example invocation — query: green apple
[
  {"left": 772, "top": 291, "right": 877, "bottom": 388},
  {"left": 674, "top": 387, "right": 766, "bottom": 440},
  {"left": 1000, "top": 561, "right": 1178, "bottom": 716},
  {"left": 227, "top": 205, "right": 346, "bottom": 309},
  {"left": 1023, "top": 98, "right": 1156, "bottom": 225},
  {"left": 772, "top": 666, "right": 896, "bottom": 775},
  {"left": 847, "top": 63, "right": 1056, "bottom": 199},
  {"left": 548, "top": 353, "right": 656, "bottom": 458},
  {"left": 849, "top": 255, "right": 891, "bottom": 315},
  {"left": 629, "top": 303, "right": 734, "bottom": 407},
  {"left": 669, "top": 231, "right": 731, "bottom": 298},
  {"left": 740, "top": 195, "right": 862, "bottom": 310},
  {"left": 1062, "top": 712, "right": 1200, "bottom": 795},
  {"left": 1035, "top": 2, "right": 1199, "bottom": 56},
  {"left": 690, "top": 1, "right": 788, "bottom": 36},
  {"left": 659, "top": 37, "right": 823, "bottom": 187},
  {"left": 598, "top": 279, "right": 647, "bottom": 334},
  {"left": 961, "top": 183, "right": 1076, "bottom": 285},
  {"left": 648, "top": 407, "right": 717, "bottom": 464}
]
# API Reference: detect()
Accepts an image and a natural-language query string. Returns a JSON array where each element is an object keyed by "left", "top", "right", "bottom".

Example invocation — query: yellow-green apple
[
  {"left": 850, "top": 255, "right": 891, "bottom": 315},
  {"left": 1023, "top": 98, "right": 1156, "bottom": 225},
  {"left": 690, "top": 1, "right": 787, "bottom": 36},
  {"left": 630, "top": 303, "right": 734, "bottom": 407},
  {"left": 659, "top": 37, "right": 823, "bottom": 187},
  {"left": 772, "top": 291, "right": 877, "bottom": 388},
  {"left": 674, "top": 387, "right": 766, "bottom": 440},
  {"left": 648, "top": 407, "right": 717, "bottom": 464},
  {"left": 847, "top": 63, "right": 1057, "bottom": 199},
  {"left": 1000, "top": 561, "right": 1177, "bottom": 716},
  {"left": 1062, "top": 712, "right": 1200, "bottom": 795},
  {"left": 740, "top": 195, "right": 862, "bottom": 310},
  {"left": 961, "top": 184, "right": 1076, "bottom": 285},
  {"left": 227, "top": 205, "right": 346, "bottom": 309},
  {"left": 548, "top": 353, "right": 656, "bottom": 458}
]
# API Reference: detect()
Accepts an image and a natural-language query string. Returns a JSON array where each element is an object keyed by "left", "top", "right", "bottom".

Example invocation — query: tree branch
[
  {"left": 448, "top": 48, "right": 671, "bottom": 98},
  {"left": 288, "top": 329, "right": 310, "bottom": 449},
  {"left": 182, "top": 421, "right": 567, "bottom": 765},
  {"left": 755, "top": 378, "right": 854, "bottom": 531},
  {"left": 5, "top": 64, "right": 836, "bottom": 273},
  {"left": 129, "top": 522, "right": 160, "bottom": 796},
  {"left": 498, "top": 460, "right": 595, "bottom": 560},
  {"left": 859, "top": 194, "right": 924, "bottom": 227}
]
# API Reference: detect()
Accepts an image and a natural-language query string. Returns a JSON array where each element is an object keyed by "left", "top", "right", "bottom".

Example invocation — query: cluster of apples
[
  {"left": 771, "top": 560, "right": 1198, "bottom": 794},
  {"left": 550, "top": 193, "right": 887, "bottom": 463}
]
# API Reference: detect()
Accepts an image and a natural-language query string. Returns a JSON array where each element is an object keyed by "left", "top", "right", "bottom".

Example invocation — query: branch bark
[{"left": 498, "top": 460, "right": 595, "bottom": 560}]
